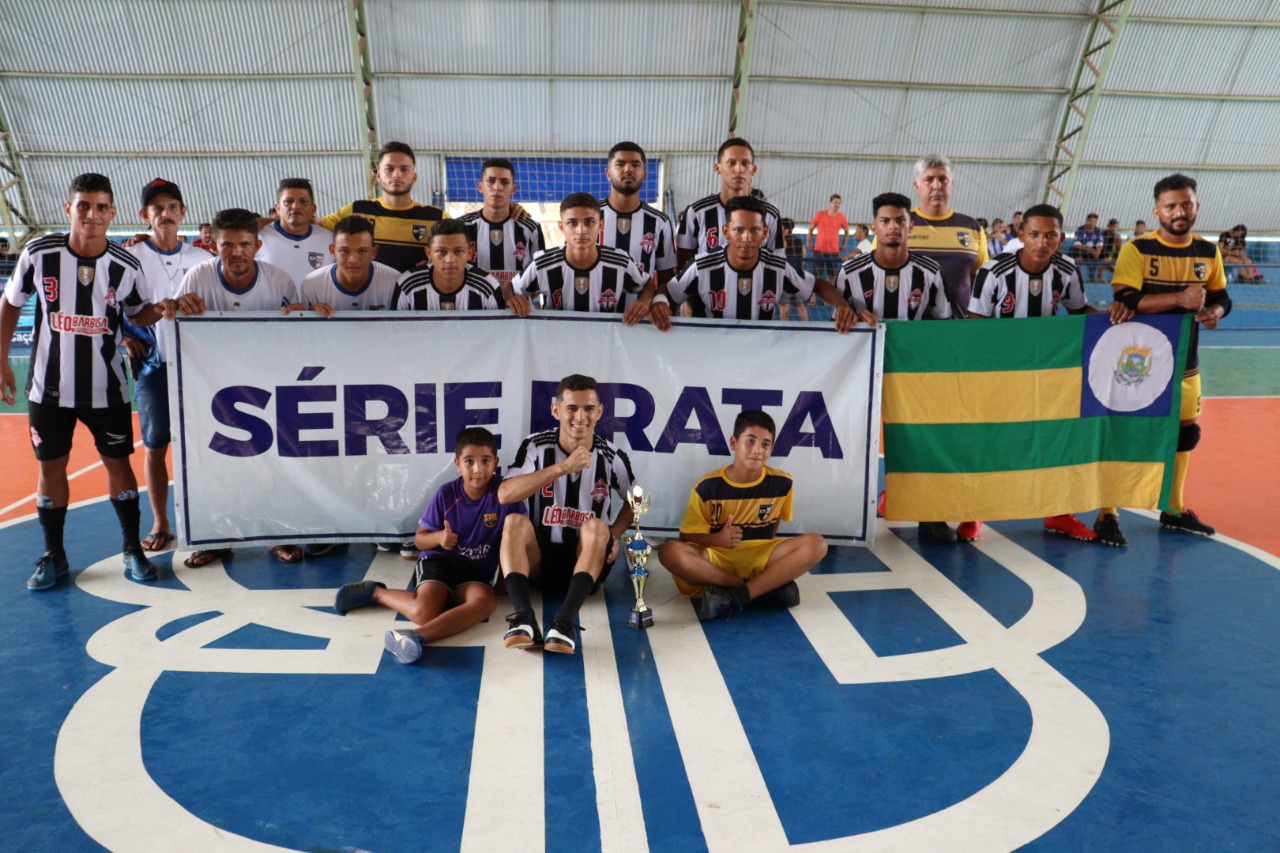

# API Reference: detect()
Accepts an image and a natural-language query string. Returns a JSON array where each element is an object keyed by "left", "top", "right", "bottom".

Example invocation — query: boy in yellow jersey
[
  {"left": 658, "top": 410, "right": 828, "bottom": 621},
  {"left": 1102, "top": 173, "right": 1231, "bottom": 545}
]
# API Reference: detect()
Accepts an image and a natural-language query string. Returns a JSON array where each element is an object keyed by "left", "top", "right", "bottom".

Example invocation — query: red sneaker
[
  {"left": 956, "top": 521, "right": 983, "bottom": 541},
  {"left": 1043, "top": 513, "right": 1098, "bottom": 541}
]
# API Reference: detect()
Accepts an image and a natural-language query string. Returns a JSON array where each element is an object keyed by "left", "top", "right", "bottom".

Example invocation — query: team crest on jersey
[
  {"left": 640, "top": 232, "right": 656, "bottom": 253},
  {"left": 1194, "top": 262, "right": 1207, "bottom": 280},
  {"left": 77, "top": 265, "right": 95, "bottom": 287},
  {"left": 308, "top": 252, "right": 324, "bottom": 269},
  {"left": 590, "top": 479, "right": 609, "bottom": 502},
  {"left": 957, "top": 232, "right": 972, "bottom": 248},
  {"left": 758, "top": 289, "right": 777, "bottom": 312},
  {"left": 909, "top": 288, "right": 923, "bottom": 311},
  {"left": 513, "top": 241, "right": 527, "bottom": 262},
  {"left": 617, "top": 217, "right": 632, "bottom": 236},
  {"left": 441, "top": 300, "right": 457, "bottom": 311},
  {"left": 1115, "top": 345, "right": 1153, "bottom": 387},
  {"left": 738, "top": 277, "right": 753, "bottom": 296},
  {"left": 1029, "top": 276, "right": 1043, "bottom": 297},
  {"left": 885, "top": 274, "right": 900, "bottom": 294},
  {"left": 412, "top": 225, "right": 427, "bottom": 242},
  {"left": 757, "top": 503, "right": 773, "bottom": 521},
  {"left": 575, "top": 276, "right": 590, "bottom": 295},
  {"left": 483, "top": 512, "right": 499, "bottom": 529},
  {"left": 490, "top": 230, "right": 503, "bottom": 246},
  {"left": 598, "top": 289, "right": 618, "bottom": 311}
]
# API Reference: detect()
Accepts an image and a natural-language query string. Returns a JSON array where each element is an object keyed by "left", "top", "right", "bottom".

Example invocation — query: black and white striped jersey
[
  {"left": 456, "top": 210, "right": 545, "bottom": 287},
  {"left": 299, "top": 262, "right": 400, "bottom": 311},
  {"left": 393, "top": 266, "right": 506, "bottom": 311},
  {"left": 512, "top": 246, "right": 646, "bottom": 313},
  {"left": 509, "top": 430, "right": 635, "bottom": 548},
  {"left": 969, "top": 251, "right": 1087, "bottom": 318},
  {"left": 598, "top": 200, "right": 677, "bottom": 281},
  {"left": 4, "top": 234, "right": 148, "bottom": 408},
  {"left": 668, "top": 249, "right": 813, "bottom": 321},
  {"left": 675, "top": 193, "right": 786, "bottom": 258},
  {"left": 835, "top": 252, "right": 952, "bottom": 321}
]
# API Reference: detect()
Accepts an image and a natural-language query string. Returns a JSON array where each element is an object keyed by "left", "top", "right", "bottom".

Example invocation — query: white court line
[{"left": 0, "top": 439, "right": 146, "bottom": 517}]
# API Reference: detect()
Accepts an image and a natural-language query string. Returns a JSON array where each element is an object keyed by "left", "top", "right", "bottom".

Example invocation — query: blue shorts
[{"left": 134, "top": 364, "right": 170, "bottom": 449}]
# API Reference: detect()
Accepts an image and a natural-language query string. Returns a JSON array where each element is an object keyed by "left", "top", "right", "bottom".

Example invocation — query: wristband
[{"left": 650, "top": 294, "right": 670, "bottom": 307}]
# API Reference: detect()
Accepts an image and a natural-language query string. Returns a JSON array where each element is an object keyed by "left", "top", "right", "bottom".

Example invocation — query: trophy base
[{"left": 628, "top": 608, "right": 654, "bottom": 630}]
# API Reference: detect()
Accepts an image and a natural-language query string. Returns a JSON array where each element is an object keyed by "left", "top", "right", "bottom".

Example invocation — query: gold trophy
[{"left": 624, "top": 484, "right": 654, "bottom": 629}]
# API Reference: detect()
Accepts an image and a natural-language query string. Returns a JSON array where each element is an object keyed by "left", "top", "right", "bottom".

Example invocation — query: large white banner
[{"left": 169, "top": 313, "right": 882, "bottom": 548}]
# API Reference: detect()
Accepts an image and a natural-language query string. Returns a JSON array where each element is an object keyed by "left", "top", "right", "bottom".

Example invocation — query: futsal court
[{"left": 1, "top": 314, "right": 1277, "bottom": 852}]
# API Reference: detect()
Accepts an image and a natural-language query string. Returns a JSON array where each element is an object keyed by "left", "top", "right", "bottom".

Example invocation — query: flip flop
[
  {"left": 183, "top": 548, "right": 230, "bottom": 569},
  {"left": 141, "top": 530, "right": 175, "bottom": 552},
  {"left": 268, "top": 544, "right": 304, "bottom": 564}
]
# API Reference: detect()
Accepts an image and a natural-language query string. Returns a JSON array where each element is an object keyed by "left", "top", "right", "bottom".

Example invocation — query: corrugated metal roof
[
  {"left": 4, "top": 77, "right": 362, "bottom": 154},
  {"left": 1131, "top": 0, "right": 1280, "bottom": 23},
  {"left": 5, "top": 0, "right": 349, "bottom": 75},
  {"left": 369, "top": 0, "right": 737, "bottom": 77}
]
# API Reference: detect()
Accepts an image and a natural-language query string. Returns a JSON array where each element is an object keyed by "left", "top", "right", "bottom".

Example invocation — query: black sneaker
[
  {"left": 543, "top": 616, "right": 577, "bottom": 655},
  {"left": 1093, "top": 513, "right": 1128, "bottom": 548},
  {"left": 753, "top": 580, "right": 800, "bottom": 609},
  {"left": 1160, "top": 508, "right": 1215, "bottom": 537},
  {"left": 917, "top": 522, "right": 956, "bottom": 543},
  {"left": 503, "top": 611, "right": 542, "bottom": 649}
]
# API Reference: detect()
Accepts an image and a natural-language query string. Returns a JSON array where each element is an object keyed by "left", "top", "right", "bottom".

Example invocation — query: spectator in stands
[
  {"left": 780, "top": 218, "right": 805, "bottom": 272},
  {"left": 1070, "top": 213, "right": 1105, "bottom": 280},
  {"left": 844, "top": 223, "right": 873, "bottom": 259},
  {"left": 989, "top": 218, "right": 1008, "bottom": 256},
  {"left": 1101, "top": 217, "right": 1124, "bottom": 279},
  {"left": 908, "top": 153, "right": 988, "bottom": 316},
  {"left": 1222, "top": 224, "right": 1262, "bottom": 283},
  {"left": 1008, "top": 212, "right": 1023, "bottom": 240},
  {"left": 1133, "top": 220, "right": 1148, "bottom": 237},
  {"left": 192, "top": 223, "right": 215, "bottom": 252},
  {"left": 0, "top": 237, "right": 14, "bottom": 263},
  {"left": 808, "top": 194, "right": 849, "bottom": 278},
  {"left": 1005, "top": 219, "right": 1024, "bottom": 255}
]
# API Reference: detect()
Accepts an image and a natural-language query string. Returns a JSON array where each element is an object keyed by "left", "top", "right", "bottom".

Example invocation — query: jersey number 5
[{"left": 1148, "top": 257, "right": 1159, "bottom": 278}]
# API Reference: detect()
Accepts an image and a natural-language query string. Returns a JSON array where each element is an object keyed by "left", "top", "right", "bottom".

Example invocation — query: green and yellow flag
[{"left": 883, "top": 314, "right": 1191, "bottom": 521}]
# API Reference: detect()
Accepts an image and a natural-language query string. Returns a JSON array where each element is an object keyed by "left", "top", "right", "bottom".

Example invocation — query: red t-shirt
[{"left": 809, "top": 211, "right": 848, "bottom": 253}]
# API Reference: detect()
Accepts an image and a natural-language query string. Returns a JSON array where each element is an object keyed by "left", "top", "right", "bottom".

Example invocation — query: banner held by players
[{"left": 170, "top": 314, "right": 882, "bottom": 547}]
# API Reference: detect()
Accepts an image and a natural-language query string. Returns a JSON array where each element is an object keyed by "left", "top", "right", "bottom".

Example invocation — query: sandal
[
  {"left": 183, "top": 548, "right": 230, "bottom": 568},
  {"left": 268, "top": 544, "right": 304, "bottom": 564},
  {"left": 141, "top": 530, "right": 175, "bottom": 552}
]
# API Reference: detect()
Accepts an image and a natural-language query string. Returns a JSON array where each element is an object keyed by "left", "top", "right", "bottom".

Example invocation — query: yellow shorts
[
  {"left": 1180, "top": 373, "right": 1201, "bottom": 421},
  {"left": 673, "top": 538, "right": 786, "bottom": 597}
]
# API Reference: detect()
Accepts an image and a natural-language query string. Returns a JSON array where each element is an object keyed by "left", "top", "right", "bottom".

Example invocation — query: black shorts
[
  {"left": 533, "top": 533, "right": 614, "bottom": 592},
  {"left": 28, "top": 400, "right": 134, "bottom": 461},
  {"left": 412, "top": 554, "right": 497, "bottom": 592}
]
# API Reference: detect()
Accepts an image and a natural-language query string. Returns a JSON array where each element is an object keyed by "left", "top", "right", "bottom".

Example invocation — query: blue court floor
[{"left": 3, "top": 497, "right": 1278, "bottom": 852}]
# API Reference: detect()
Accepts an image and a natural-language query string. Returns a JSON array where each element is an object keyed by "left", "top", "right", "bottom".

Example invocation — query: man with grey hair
[{"left": 908, "top": 154, "right": 987, "bottom": 317}]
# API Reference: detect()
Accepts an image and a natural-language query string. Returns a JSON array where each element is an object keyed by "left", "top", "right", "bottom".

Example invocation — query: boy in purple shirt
[{"left": 332, "top": 427, "right": 527, "bottom": 664}]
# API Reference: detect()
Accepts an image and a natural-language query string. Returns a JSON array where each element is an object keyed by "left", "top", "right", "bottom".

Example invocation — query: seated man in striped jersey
[
  {"left": 668, "top": 195, "right": 861, "bottom": 331},
  {"left": 393, "top": 219, "right": 528, "bottom": 314},
  {"left": 513, "top": 192, "right": 665, "bottom": 326},
  {"left": 497, "top": 374, "right": 636, "bottom": 655},
  {"left": 289, "top": 216, "right": 400, "bottom": 316},
  {"left": 966, "top": 203, "right": 1132, "bottom": 545}
]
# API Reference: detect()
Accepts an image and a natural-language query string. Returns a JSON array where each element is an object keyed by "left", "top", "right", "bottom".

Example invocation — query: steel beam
[
  {"left": 0, "top": 106, "right": 37, "bottom": 248},
  {"left": 1044, "top": 0, "right": 1135, "bottom": 213},
  {"left": 346, "top": 0, "right": 380, "bottom": 196},
  {"left": 727, "top": 0, "right": 759, "bottom": 138}
]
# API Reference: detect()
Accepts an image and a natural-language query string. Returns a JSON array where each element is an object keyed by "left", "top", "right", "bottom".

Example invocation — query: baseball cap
[{"left": 141, "top": 178, "right": 183, "bottom": 208}]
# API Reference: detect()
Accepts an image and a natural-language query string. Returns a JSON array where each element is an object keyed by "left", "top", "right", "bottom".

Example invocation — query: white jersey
[
  {"left": 598, "top": 199, "right": 677, "bottom": 281},
  {"left": 510, "top": 430, "right": 635, "bottom": 549},
  {"left": 676, "top": 193, "right": 786, "bottom": 258},
  {"left": 298, "top": 262, "right": 399, "bottom": 312},
  {"left": 257, "top": 222, "right": 334, "bottom": 285},
  {"left": 177, "top": 258, "right": 298, "bottom": 312},
  {"left": 456, "top": 210, "right": 545, "bottom": 287},
  {"left": 512, "top": 246, "right": 646, "bottom": 313},
  {"left": 835, "top": 252, "right": 951, "bottom": 321},
  {"left": 969, "top": 251, "right": 1087, "bottom": 318},
  {"left": 393, "top": 267, "right": 506, "bottom": 311},
  {"left": 5, "top": 234, "right": 148, "bottom": 408},
  {"left": 669, "top": 248, "right": 813, "bottom": 321},
  {"left": 127, "top": 239, "right": 211, "bottom": 360}
]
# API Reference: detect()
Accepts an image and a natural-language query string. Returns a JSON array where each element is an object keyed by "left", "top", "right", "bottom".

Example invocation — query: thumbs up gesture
[
  {"left": 441, "top": 520, "right": 458, "bottom": 550},
  {"left": 715, "top": 513, "right": 743, "bottom": 549}
]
